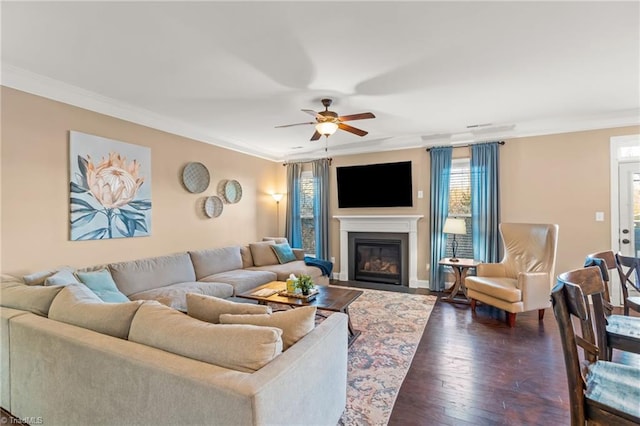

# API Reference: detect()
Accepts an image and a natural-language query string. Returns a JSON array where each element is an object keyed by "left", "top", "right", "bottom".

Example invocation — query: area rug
[{"left": 336, "top": 288, "right": 437, "bottom": 426}]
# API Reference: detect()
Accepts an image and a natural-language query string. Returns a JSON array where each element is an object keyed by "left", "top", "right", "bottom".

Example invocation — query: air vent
[{"left": 466, "top": 123, "right": 493, "bottom": 129}]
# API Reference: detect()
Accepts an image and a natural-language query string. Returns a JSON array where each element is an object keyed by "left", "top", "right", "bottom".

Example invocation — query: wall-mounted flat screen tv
[{"left": 336, "top": 161, "right": 413, "bottom": 208}]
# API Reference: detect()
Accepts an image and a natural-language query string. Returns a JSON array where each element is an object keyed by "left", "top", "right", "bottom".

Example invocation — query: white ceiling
[{"left": 2, "top": 1, "right": 639, "bottom": 162}]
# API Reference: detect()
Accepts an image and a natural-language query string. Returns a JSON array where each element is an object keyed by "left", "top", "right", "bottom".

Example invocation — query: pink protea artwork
[{"left": 70, "top": 131, "right": 151, "bottom": 240}]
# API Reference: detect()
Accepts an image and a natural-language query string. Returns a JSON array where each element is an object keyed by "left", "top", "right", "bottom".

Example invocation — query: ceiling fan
[{"left": 276, "top": 98, "right": 375, "bottom": 141}]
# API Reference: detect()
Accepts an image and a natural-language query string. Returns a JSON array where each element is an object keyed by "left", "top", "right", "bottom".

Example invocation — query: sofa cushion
[
  {"left": 0, "top": 282, "right": 64, "bottom": 316},
  {"left": 271, "top": 243, "right": 296, "bottom": 264},
  {"left": 129, "top": 302, "right": 283, "bottom": 372},
  {"left": 199, "top": 270, "right": 276, "bottom": 295},
  {"left": 240, "top": 245, "right": 254, "bottom": 268},
  {"left": 48, "top": 284, "right": 144, "bottom": 339},
  {"left": 109, "top": 253, "right": 196, "bottom": 296},
  {"left": 249, "top": 241, "right": 279, "bottom": 267},
  {"left": 128, "top": 281, "right": 234, "bottom": 312},
  {"left": 248, "top": 260, "right": 325, "bottom": 282},
  {"left": 263, "top": 237, "right": 289, "bottom": 244},
  {"left": 293, "top": 248, "right": 306, "bottom": 261},
  {"left": 0, "top": 274, "right": 21, "bottom": 283},
  {"left": 76, "top": 270, "right": 129, "bottom": 303},
  {"left": 23, "top": 269, "right": 56, "bottom": 286},
  {"left": 186, "top": 293, "right": 271, "bottom": 324},
  {"left": 44, "top": 268, "right": 81, "bottom": 286},
  {"left": 189, "top": 246, "right": 243, "bottom": 279},
  {"left": 220, "top": 306, "right": 316, "bottom": 350}
]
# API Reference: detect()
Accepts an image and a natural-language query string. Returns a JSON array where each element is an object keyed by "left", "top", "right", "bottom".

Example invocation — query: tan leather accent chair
[{"left": 465, "top": 223, "right": 559, "bottom": 327}]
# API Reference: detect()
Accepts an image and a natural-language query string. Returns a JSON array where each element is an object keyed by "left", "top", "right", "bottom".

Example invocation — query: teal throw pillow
[
  {"left": 75, "top": 270, "right": 129, "bottom": 303},
  {"left": 271, "top": 243, "right": 296, "bottom": 264}
]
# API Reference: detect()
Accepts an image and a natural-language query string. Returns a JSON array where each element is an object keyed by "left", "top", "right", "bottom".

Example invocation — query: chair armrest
[
  {"left": 476, "top": 263, "right": 506, "bottom": 277},
  {"left": 517, "top": 272, "right": 552, "bottom": 310},
  {"left": 292, "top": 249, "right": 305, "bottom": 261}
]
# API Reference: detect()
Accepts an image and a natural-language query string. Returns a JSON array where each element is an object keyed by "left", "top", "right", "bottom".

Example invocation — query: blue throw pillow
[
  {"left": 271, "top": 243, "right": 297, "bottom": 264},
  {"left": 75, "top": 270, "right": 129, "bottom": 303}
]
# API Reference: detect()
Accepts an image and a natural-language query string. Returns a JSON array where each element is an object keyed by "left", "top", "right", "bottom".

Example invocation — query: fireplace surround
[{"left": 334, "top": 215, "right": 424, "bottom": 288}]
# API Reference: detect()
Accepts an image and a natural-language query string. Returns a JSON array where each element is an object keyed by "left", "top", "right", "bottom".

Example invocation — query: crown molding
[
  {"left": 3, "top": 64, "right": 638, "bottom": 164},
  {"left": 1, "top": 64, "right": 280, "bottom": 161}
]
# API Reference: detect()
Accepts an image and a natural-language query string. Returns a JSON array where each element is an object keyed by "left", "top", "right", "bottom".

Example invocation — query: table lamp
[{"left": 443, "top": 218, "right": 466, "bottom": 262}]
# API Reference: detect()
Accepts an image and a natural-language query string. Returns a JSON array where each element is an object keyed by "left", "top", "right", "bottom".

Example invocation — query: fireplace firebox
[{"left": 348, "top": 232, "right": 409, "bottom": 286}]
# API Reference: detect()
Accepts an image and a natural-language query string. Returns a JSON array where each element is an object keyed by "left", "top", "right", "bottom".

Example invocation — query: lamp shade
[
  {"left": 272, "top": 193, "right": 284, "bottom": 202},
  {"left": 443, "top": 218, "right": 466, "bottom": 235},
  {"left": 316, "top": 121, "right": 338, "bottom": 136}
]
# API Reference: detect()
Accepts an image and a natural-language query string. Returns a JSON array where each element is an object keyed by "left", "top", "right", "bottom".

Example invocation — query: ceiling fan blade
[
  {"left": 338, "top": 123, "right": 368, "bottom": 137},
  {"left": 302, "top": 109, "right": 323, "bottom": 120},
  {"left": 310, "top": 130, "right": 322, "bottom": 141},
  {"left": 338, "top": 112, "right": 376, "bottom": 122},
  {"left": 275, "top": 122, "right": 315, "bottom": 128}
]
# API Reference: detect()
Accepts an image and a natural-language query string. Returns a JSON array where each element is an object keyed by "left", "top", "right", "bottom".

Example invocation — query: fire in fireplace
[
  {"left": 358, "top": 241, "right": 400, "bottom": 274},
  {"left": 345, "top": 231, "right": 408, "bottom": 285}
]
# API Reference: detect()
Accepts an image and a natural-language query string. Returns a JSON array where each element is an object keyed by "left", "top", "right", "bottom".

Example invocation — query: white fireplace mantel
[{"left": 334, "top": 215, "right": 424, "bottom": 288}]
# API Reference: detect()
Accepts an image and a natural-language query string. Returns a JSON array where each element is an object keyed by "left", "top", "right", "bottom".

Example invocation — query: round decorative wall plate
[
  {"left": 182, "top": 162, "right": 210, "bottom": 193},
  {"left": 223, "top": 180, "right": 242, "bottom": 204},
  {"left": 204, "top": 196, "right": 223, "bottom": 218}
]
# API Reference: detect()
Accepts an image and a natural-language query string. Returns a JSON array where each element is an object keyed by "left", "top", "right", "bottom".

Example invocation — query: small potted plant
[{"left": 295, "top": 274, "right": 315, "bottom": 296}]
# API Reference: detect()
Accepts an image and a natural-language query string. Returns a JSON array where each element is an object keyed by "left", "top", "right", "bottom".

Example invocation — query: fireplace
[
  {"left": 335, "top": 215, "right": 424, "bottom": 288},
  {"left": 348, "top": 232, "right": 409, "bottom": 286}
]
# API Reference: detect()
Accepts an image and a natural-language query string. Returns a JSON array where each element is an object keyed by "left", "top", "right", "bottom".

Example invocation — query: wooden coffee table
[{"left": 237, "top": 281, "right": 363, "bottom": 346}]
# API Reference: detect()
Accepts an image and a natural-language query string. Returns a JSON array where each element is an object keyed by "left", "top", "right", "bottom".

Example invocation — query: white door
[
  {"left": 619, "top": 162, "right": 640, "bottom": 257},
  {"left": 614, "top": 161, "right": 640, "bottom": 305}
]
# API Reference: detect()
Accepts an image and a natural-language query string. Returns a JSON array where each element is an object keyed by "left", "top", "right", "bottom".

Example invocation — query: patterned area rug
[{"left": 337, "top": 288, "right": 437, "bottom": 426}]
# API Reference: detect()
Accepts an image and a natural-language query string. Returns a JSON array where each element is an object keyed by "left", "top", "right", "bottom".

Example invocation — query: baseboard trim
[
  {"left": 410, "top": 279, "right": 429, "bottom": 289},
  {"left": 334, "top": 271, "right": 429, "bottom": 289}
]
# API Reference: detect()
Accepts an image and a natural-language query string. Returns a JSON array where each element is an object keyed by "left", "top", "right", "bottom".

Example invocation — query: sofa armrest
[
  {"left": 476, "top": 263, "right": 506, "bottom": 277},
  {"left": 292, "top": 248, "right": 306, "bottom": 261},
  {"left": 249, "top": 312, "right": 348, "bottom": 424},
  {"left": 517, "top": 272, "right": 552, "bottom": 310}
]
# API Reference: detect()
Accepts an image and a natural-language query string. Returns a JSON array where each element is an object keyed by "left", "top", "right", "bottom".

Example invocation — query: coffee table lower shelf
[{"left": 237, "top": 281, "right": 363, "bottom": 347}]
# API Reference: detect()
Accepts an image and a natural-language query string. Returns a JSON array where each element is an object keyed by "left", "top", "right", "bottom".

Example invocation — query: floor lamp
[
  {"left": 443, "top": 217, "right": 467, "bottom": 262},
  {"left": 272, "top": 193, "right": 283, "bottom": 236}
]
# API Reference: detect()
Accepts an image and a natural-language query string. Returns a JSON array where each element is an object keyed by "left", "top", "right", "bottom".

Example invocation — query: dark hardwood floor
[
  {"left": 387, "top": 289, "right": 640, "bottom": 426},
  {"left": 335, "top": 279, "right": 640, "bottom": 425}
]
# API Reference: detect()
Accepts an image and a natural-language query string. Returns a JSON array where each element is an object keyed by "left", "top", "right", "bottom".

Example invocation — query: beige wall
[
  {"left": 328, "top": 126, "right": 639, "bottom": 284},
  {"left": 2, "top": 86, "right": 637, "bottom": 283},
  {"left": 1, "top": 87, "right": 280, "bottom": 276},
  {"left": 500, "top": 127, "right": 638, "bottom": 275}
]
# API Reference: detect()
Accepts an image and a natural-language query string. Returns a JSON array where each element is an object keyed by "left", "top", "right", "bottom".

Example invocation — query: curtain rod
[
  {"left": 426, "top": 141, "right": 505, "bottom": 152},
  {"left": 282, "top": 158, "right": 333, "bottom": 166}
]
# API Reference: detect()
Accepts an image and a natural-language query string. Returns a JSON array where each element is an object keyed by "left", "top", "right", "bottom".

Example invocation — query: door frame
[{"left": 610, "top": 134, "right": 640, "bottom": 252}]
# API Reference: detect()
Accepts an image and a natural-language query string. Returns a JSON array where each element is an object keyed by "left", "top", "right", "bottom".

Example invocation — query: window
[
  {"left": 448, "top": 159, "right": 473, "bottom": 259},
  {"left": 300, "top": 171, "right": 316, "bottom": 255}
]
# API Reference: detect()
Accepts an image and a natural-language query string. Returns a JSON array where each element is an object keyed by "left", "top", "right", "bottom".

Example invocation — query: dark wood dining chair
[
  {"left": 616, "top": 252, "right": 640, "bottom": 316},
  {"left": 553, "top": 267, "right": 640, "bottom": 425},
  {"left": 583, "top": 254, "right": 640, "bottom": 361},
  {"left": 584, "top": 251, "right": 616, "bottom": 313}
]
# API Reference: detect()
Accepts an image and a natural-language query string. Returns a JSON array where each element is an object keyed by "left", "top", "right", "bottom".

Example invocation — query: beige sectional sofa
[
  {"left": 0, "top": 279, "right": 348, "bottom": 425},
  {"left": 36, "top": 240, "right": 329, "bottom": 312}
]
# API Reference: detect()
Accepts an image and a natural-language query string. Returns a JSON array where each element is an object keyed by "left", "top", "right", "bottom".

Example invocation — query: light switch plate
[
  {"left": 417, "top": 190, "right": 424, "bottom": 199},
  {"left": 595, "top": 212, "right": 605, "bottom": 222}
]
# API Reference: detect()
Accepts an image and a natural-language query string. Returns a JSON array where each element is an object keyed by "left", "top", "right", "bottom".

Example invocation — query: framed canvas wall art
[{"left": 69, "top": 131, "right": 152, "bottom": 240}]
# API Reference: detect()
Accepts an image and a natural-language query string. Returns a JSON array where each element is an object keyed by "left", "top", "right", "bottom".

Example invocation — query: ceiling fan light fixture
[{"left": 316, "top": 121, "right": 338, "bottom": 136}]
